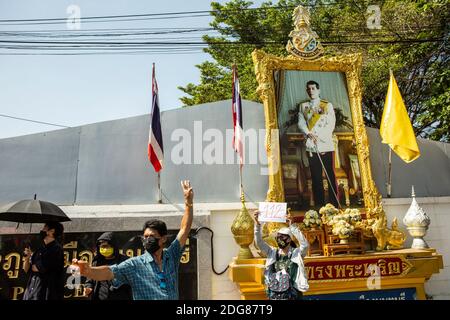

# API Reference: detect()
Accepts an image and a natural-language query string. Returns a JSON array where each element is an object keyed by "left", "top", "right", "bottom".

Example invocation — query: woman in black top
[
  {"left": 23, "top": 222, "right": 65, "bottom": 300},
  {"left": 84, "top": 232, "right": 132, "bottom": 300}
]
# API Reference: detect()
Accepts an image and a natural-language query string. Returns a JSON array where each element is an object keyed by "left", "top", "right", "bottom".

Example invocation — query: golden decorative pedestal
[
  {"left": 228, "top": 249, "right": 443, "bottom": 300},
  {"left": 228, "top": 257, "right": 267, "bottom": 300}
]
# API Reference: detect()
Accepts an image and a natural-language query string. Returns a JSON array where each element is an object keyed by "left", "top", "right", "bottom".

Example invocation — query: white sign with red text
[{"left": 258, "top": 202, "right": 287, "bottom": 223}]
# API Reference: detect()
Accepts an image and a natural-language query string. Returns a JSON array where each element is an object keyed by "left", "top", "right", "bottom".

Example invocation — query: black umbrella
[{"left": 0, "top": 196, "right": 71, "bottom": 223}]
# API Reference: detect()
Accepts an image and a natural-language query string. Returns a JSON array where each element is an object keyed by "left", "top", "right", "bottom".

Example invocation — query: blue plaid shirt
[{"left": 110, "top": 239, "right": 184, "bottom": 300}]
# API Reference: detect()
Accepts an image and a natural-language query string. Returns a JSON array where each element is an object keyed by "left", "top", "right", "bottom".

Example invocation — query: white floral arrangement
[
  {"left": 320, "top": 206, "right": 362, "bottom": 240},
  {"left": 344, "top": 208, "right": 362, "bottom": 224},
  {"left": 301, "top": 210, "right": 322, "bottom": 230},
  {"left": 319, "top": 204, "right": 340, "bottom": 225},
  {"left": 332, "top": 220, "right": 355, "bottom": 238}
]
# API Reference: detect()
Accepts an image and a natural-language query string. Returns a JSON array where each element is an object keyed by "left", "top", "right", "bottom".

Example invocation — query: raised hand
[
  {"left": 253, "top": 210, "right": 261, "bottom": 225},
  {"left": 84, "top": 287, "right": 93, "bottom": 297},
  {"left": 181, "top": 180, "right": 193, "bottom": 205},
  {"left": 72, "top": 259, "right": 90, "bottom": 277}
]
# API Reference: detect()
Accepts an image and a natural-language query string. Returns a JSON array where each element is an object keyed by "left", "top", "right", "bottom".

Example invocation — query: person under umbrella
[
  {"left": 83, "top": 232, "right": 132, "bottom": 300},
  {"left": 22, "top": 221, "right": 65, "bottom": 300}
]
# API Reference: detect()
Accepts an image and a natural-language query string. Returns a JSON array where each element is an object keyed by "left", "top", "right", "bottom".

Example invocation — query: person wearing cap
[
  {"left": 83, "top": 232, "right": 133, "bottom": 300},
  {"left": 254, "top": 211, "right": 309, "bottom": 300}
]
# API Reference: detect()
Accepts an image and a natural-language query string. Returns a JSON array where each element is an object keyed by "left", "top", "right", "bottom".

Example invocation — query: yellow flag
[{"left": 380, "top": 71, "right": 420, "bottom": 163}]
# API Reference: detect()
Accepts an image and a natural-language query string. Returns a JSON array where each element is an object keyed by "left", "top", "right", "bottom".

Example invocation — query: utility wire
[
  {"left": 0, "top": 37, "right": 443, "bottom": 45},
  {"left": 0, "top": 3, "right": 340, "bottom": 25},
  {"left": 0, "top": 36, "right": 444, "bottom": 56},
  {"left": 0, "top": 113, "right": 70, "bottom": 128},
  {"left": 0, "top": 25, "right": 441, "bottom": 37}
]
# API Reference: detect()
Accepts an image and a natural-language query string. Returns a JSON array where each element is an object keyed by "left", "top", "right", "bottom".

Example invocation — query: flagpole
[
  {"left": 239, "top": 163, "right": 243, "bottom": 197},
  {"left": 386, "top": 69, "right": 393, "bottom": 198},
  {"left": 381, "top": 68, "right": 420, "bottom": 199},
  {"left": 230, "top": 62, "right": 253, "bottom": 259},
  {"left": 150, "top": 62, "right": 163, "bottom": 203},
  {"left": 232, "top": 62, "right": 244, "bottom": 198},
  {"left": 158, "top": 172, "right": 162, "bottom": 203},
  {"left": 387, "top": 147, "right": 392, "bottom": 198}
]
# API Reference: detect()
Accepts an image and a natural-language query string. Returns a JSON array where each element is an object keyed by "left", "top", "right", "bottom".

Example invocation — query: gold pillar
[{"left": 231, "top": 192, "right": 254, "bottom": 259}]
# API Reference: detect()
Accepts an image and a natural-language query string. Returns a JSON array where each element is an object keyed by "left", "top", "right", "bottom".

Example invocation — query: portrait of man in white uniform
[
  {"left": 277, "top": 69, "right": 364, "bottom": 211},
  {"left": 297, "top": 80, "right": 339, "bottom": 208}
]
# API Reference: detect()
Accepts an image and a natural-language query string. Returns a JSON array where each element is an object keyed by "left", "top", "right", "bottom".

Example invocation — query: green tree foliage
[{"left": 178, "top": 0, "right": 449, "bottom": 141}]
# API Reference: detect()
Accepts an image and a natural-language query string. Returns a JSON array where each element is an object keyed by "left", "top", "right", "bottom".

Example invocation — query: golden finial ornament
[{"left": 231, "top": 191, "right": 254, "bottom": 259}]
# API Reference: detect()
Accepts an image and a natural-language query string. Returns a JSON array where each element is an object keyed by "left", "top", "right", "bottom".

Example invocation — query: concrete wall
[
  {"left": 210, "top": 205, "right": 256, "bottom": 300},
  {"left": 0, "top": 128, "right": 80, "bottom": 204},
  {"left": 366, "top": 127, "right": 450, "bottom": 198},
  {"left": 383, "top": 196, "right": 450, "bottom": 300},
  {"left": 0, "top": 99, "right": 269, "bottom": 207}
]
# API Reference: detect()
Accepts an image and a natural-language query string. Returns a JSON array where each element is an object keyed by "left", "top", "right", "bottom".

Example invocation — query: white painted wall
[
  {"left": 210, "top": 209, "right": 242, "bottom": 300},
  {"left": 208, "top": 203, "right": 258, "bottom": 300},
  {"left": 383, "top": 196, "right": 450, "bottom": 300}
]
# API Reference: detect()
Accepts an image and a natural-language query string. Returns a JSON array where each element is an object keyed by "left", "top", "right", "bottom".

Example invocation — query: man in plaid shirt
[{"left": 72, "top": 180, "right": 194, "bottom": 300}]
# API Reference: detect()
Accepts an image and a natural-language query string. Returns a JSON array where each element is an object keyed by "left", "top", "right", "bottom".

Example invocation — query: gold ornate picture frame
[{"left": 252, "top": 49, "right": 382, "bottom": 215}]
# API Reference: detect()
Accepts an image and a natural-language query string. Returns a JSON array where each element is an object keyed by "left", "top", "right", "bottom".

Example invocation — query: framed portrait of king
[{"left": 252, "top": 49, "right": 381, "bottom": 215}]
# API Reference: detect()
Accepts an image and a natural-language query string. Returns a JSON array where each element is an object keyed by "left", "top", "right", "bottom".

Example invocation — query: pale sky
[{"left": 0, "top": 0, "right": 264, "bottom": 139}]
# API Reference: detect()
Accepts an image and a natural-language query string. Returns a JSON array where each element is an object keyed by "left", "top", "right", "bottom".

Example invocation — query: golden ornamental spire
[{"left": 230, "top": 190, "right": 254, "bottom": 259}]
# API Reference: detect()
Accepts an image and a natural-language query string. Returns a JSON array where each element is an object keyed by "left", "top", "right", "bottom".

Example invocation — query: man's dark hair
[
  {"left": 45, "top": 221, "right": 64, "bottom": 242},
  {"left": 306, "top": 80, "right": 320, "bottom": 89},
  {"left": 142, "top": 219, "right": 168, "bottom": 236}
]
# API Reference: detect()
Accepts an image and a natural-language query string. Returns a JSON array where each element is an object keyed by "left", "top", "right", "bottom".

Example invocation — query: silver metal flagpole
[
  {"left": 386, "top": 69, "right": 393, "bottom": 198},
  {"left": 239, "top": 163, "right": 243, "bottom": 197},
  {"left": 158, "top": 172, "right": 162, "bottom": 204},
  {"left": 387, "top": 147, "right": 392, "bottom": 198}
]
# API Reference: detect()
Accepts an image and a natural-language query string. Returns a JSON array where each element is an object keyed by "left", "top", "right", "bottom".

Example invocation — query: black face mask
[
  {"left": 39, "top": 230, "right": 47, "bottom": 240},
  {"left": 142, "top": 237, "right": 160, "bottom": 254},
  {"left": 276, "top": 237, "right": 291, "bottom": 249}
]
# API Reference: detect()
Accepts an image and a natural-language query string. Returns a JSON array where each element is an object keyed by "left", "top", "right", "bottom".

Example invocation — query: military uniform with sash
[{"left": 297, "top": 98, "right": 339, "bottom": 208}]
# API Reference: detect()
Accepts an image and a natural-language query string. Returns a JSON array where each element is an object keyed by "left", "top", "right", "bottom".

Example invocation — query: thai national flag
[
  {"left": 148, "top": 64, "right": 164, "bottom": 172},
  {"left": 232, "top": 65, "right": 244, "bottom": 167}
]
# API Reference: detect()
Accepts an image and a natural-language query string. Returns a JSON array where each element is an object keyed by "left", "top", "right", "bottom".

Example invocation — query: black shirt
[
  {"left": 23, "top": 240, "right": 65, "bottom": 300},
  {"left": 85, "top": 254, "right": 133, "bottom": 300}
]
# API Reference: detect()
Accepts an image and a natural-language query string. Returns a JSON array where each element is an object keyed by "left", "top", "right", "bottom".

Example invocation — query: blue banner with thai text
[{"left": 304, "top": 287, "right": 417, "bottom": 300}]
